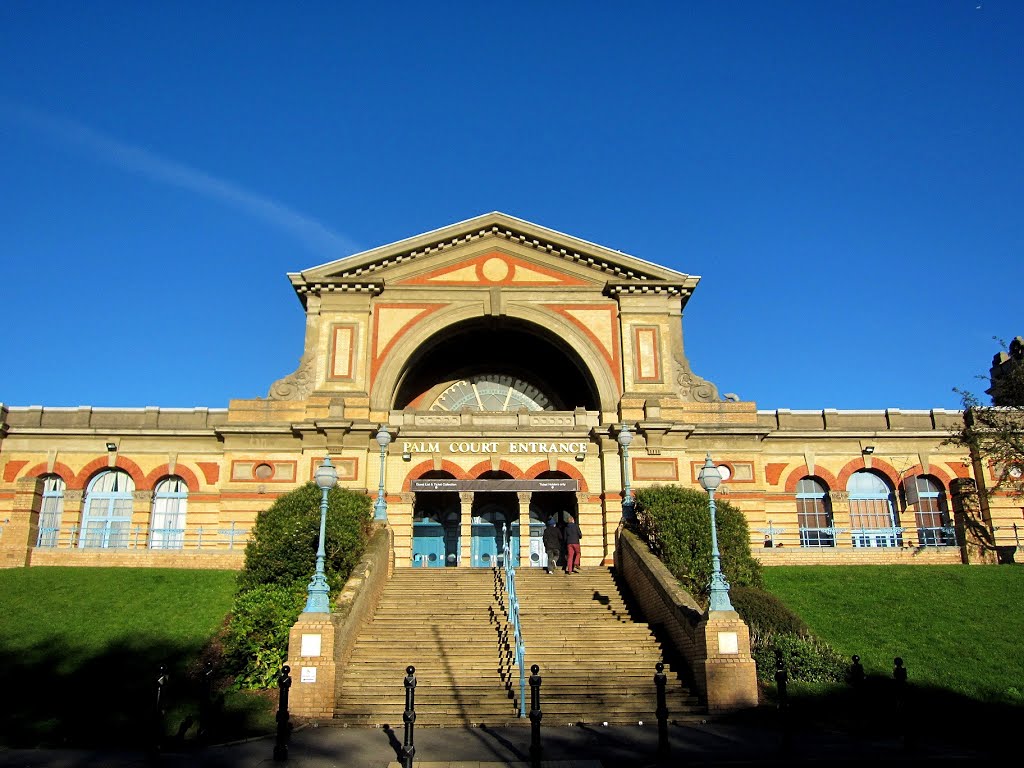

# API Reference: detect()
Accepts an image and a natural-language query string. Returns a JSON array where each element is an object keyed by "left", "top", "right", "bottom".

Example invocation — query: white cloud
[{"left": 5, "top": 105, "right": 359, "bottom": 258}]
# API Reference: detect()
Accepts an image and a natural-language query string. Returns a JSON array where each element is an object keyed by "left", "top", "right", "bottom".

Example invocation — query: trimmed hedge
[
  {"left": 223, "top": 483, "right": 373, "bottom": 688},
  {"left": 632, "top": 484, "right": 763, "bottom": 601}
]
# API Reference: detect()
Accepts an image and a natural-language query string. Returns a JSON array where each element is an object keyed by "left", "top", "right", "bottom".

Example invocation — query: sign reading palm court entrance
[
  {"left": 401, "top": 440, "right": 589, "bottom": 456},
  {"left": 410, "top": 478, "right": 578, "bottom": 493}
]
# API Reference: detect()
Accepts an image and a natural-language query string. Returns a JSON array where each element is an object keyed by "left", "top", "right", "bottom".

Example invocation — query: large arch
[{"left": 372, "top": 304, "right": 617, "bottom": 412}]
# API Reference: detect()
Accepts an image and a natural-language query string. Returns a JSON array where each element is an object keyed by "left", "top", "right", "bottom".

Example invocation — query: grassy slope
[
  {"left": 762, "top": 564, "right": 1024, "bottom": 703},
  {"left": 0, "top": 567, "right": 273, "bottom": 748}
]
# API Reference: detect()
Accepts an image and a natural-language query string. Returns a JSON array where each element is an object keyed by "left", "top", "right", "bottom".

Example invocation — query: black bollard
[
  {"left": 402, "top": 665, "right": 417, "bottom": 768},
  {"left": 529, "top": 664, "right": 543, "bottom": 767},
  {"left": 197, "top": 661, "right": 215, "bottom": 745},
  {"left": 893, "top": 657, "right": 912, "bottom": 749},
  {"left": 153, "top": 663, "right": 169, "bottom": 753},
  {"left": 654, "top": 662, "right": 669, "bottom": 757},
  {"left": 774, "top": 651, "right": 791, "bottom": 753},
  {"left": 273, "top": 666, "right": 292, "bottom": 762},
  {"left": 849, "top": 655, "right": 865, "bottom": 688}
]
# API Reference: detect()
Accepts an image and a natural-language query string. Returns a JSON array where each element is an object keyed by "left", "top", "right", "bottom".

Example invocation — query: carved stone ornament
[
  {"left": 268, "top": 353, "right": 315, "bottom": 401},
  {"left": 673, "top": 355, "right": 720, "bottom": 402}
]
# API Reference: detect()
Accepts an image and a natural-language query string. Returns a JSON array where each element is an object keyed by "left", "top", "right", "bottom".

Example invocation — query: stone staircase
[
  {"left": 333, "top": 566, "right": 703, "bottom": 727},
  {"left": 514, "top": 567, "right": 702, "bottom": 725}
]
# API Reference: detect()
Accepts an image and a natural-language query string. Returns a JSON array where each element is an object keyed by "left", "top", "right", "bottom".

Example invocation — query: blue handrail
[{"left": 501, "top": 522, "right": 527, "bottom": 717}]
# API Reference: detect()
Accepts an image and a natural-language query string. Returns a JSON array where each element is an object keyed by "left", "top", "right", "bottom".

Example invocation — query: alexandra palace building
[{"left": 1, "top": 213, "right": 1018, "bottom": 572}]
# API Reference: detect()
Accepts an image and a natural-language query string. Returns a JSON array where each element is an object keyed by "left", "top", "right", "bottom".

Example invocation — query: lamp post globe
[
  {"left": 304, "top": 456, "right": 338, "bottom": 613},
  {"left": 697, "top": 452, "right": 734, "bottom": 612},
  {"left": 618, "top": 424, "right": 635, "bottom": 520},
  {"left": 374, "top": 426, "right": 392, "bottom": 522}
]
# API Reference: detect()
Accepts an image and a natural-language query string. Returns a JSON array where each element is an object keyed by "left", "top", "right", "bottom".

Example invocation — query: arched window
[
  {"left": 151, "top": 476, "right": 188, "bottom": 550},
  {"left": 796, "top": 477, "right": 835, "bottom": 547},
  {"left": 80, "top": 470, "right": 135, "bottom": 548},
  {"left": 910, "top": 475, "right": 952, "bottom": 547},
  {"left": 847, "top": 470, "right": 900, "bottom": 548},
  {"left": 37, "top": 475, "right": 66, "bottom": 547}
]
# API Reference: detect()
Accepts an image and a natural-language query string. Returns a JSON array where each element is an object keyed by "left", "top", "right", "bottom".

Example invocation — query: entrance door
[
  {"left": 471, "top": 510, "right": 503, "bottom": 567},
  {"left": 412, "top": 520, "right": 445, "bottom": 567}
]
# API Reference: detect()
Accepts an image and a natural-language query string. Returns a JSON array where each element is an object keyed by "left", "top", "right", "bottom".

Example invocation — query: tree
[{"left": 949, "top": 336, "right": 1024, "bottom": 499}]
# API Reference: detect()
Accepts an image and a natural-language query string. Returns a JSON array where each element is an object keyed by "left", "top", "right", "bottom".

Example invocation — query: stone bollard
[
  {"left": 654, "top": 662, "right": 669, "bottom": 757},
  {"left": 273, "top": 666, "right": 292, "bottom": 762},
  {"left": 402, "top": 665, "right": 417, "bottom": 768},
  {"left": 529, "top": 664, "right": 543, "bottom": 767}
]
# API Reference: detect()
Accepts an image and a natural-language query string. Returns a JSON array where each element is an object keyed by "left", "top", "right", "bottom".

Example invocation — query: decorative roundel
[
  {"left": 430, "top": 374, "right": 553, "bottom": 412},
  {"left": 1009, "top": 465, "right": 1023, "bottom": 479},
  {"left": 717, "top": 464, "right": 732, "bottom": 482}
]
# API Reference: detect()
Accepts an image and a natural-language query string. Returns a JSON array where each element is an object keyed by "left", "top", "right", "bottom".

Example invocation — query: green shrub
[
  {"left": 238, "top": 483, "right": 373, "bottom": 593},
  {"left": 730, "top": 585, "right": 809, "bottom": 644},
  {"left": 223, "top": 584, "right": 306, "bottom": 689},
  {"left": 633, "top": 484, "right": 763, "bottom": 600},
  {"left": 223, "top": 483, "right": 373, "bottom": 688},
  {"left": 752, "top": 633, "right": 849, "bottom": 684}
]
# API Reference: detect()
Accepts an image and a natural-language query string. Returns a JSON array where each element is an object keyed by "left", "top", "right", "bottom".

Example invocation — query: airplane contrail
[{"left": 4, "top": 104, "right": 359, "bottom": 258}]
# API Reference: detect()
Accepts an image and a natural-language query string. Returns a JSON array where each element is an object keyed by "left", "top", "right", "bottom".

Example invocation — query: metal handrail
[{"left": 501, "top": 523, "right": 527, "bottom": 717}]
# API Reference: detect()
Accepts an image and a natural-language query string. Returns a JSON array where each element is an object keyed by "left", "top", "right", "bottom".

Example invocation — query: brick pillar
[
  {"left": 63, "top": 489, "right": 85, "bottom": 547},
  {"left": 459, "top": 492, "right": 473, "bottom": 567},
  {"left": 575, "top": 494, "right": 607, "bottom": 566},
  {"left": 392, "top": 492, "right": 414, "bottom": 567},
  {"left": 829, "top": 491, "right": 852, "bottom": 548},
  {"left": 285, "top": 613, "right": 338, "bottom": 719},
  {"left": 1, "top": 476, "right": 43, "bottom": 567},
  {"left": 694, "top": 610, "right": 759, "bottom": 713}
]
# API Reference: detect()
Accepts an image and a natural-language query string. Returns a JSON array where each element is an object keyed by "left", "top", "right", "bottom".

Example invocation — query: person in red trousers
[{"left": 564, "top": 514, "right": 582, "bottom": 574}]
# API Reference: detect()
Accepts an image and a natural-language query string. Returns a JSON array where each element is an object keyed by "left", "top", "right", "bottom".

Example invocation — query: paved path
[{"left": 0, "top": 719, "right": 992, "bottom": 768}]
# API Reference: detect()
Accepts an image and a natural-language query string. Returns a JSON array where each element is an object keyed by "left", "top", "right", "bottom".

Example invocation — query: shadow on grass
[
  {"left": 0, "top": 637, "right": 275, "bottom": 749},
  {"left": 715, "top": 674, "right": 1023, "bottom": 755}
]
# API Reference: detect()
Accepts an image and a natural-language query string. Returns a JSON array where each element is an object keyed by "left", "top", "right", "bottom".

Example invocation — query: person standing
[
  {"left": 564, "top": 514, "right": 582, "bottom": 574},
  {"left": 542, "top": 518, "right": 562, "bottom": 574}
]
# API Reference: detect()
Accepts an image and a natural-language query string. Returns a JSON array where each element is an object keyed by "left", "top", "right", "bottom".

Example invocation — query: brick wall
[
  {"left": 27, "top": 548, "right": 244, "bottom": 570},
  {"left": 754, "top": 547, "right": 963, "bottom": 566},
  {"left": 615, "top": 528, "right": 759, "bottom": 710}
]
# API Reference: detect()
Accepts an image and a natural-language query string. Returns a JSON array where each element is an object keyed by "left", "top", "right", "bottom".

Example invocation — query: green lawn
[
  {"left": 2, "top": 563, "right": 1022, "bottom": 749},
  {"left": 762, "top": 564, "right": 1024, "bottom": 704},
  {"left": 0, "top": 567, "right": 274, "bottom": 748}
]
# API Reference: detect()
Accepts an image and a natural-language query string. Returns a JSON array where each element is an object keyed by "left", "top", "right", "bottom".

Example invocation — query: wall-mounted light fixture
[
  {"left": 402, "top": 451, "right": 412, "bottom": 462},
  {"left": 575, "top": 453, "right": 586, "bottom": 462},
  {"left": 862, "top": 446, "right": 875, "bottom": 455},
  {"left": 105, "top": 441, "right": 118, "bottom": 452}
]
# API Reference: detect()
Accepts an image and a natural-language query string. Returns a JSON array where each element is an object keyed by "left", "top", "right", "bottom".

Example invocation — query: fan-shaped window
[
  {"left": 847, "top": 471, "right": 900, "bottom": 548},
  {"left": 796, "top": 477, "right": 835, "bottom": 548},
  {"left": 80, "top": 470, "right": 135, "bottom": 548},
  {"left": 911, "top": 475, "right": 953, "bottom": 547},
  {"left": 37, "top": 475, "right": 66, "bottom": 548},
  {"left": 151, "top": 476, "right": 188, "bottom": 550}
]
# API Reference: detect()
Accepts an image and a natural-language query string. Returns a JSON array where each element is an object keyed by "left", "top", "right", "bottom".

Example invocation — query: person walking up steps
[
  {"left": 564, "top": 514, "right": 582, "bottom": 574},
  {"left": 543, "top": 518, "right": 562, "bottom": 574}
]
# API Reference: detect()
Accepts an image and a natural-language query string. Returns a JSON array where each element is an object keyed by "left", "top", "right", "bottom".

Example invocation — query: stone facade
[{"left": 0, "top": 213, "right": 1012, "bottom": 571}]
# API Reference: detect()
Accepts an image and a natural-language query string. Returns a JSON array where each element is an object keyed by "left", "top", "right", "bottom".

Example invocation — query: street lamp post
[
  {"left": 697, "top": 452, "right": 734, "bottom": 612},
  {"left": 374, "top": 425, "right": 392, "bottom": 522},
  {"left": 618, "top": 424, "right": 634, "bottom": 520},
  {"left": 304, "top": 456, "right": 338, "bottom": 613}
]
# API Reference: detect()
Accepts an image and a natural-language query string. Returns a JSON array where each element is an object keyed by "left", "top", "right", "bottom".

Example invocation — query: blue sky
[{"left": 1, "top": 1, "right": 1020, "bottom": 411}]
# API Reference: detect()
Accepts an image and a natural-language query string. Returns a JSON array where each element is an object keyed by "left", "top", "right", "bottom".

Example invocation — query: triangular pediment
[{"left": 287, "top": 212, "right": 700, "bottom": 305}]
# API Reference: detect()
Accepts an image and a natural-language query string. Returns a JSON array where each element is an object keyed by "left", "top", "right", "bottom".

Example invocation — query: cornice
[{"left": 287, "top": 213, "right": 699, "bottom": 306}]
